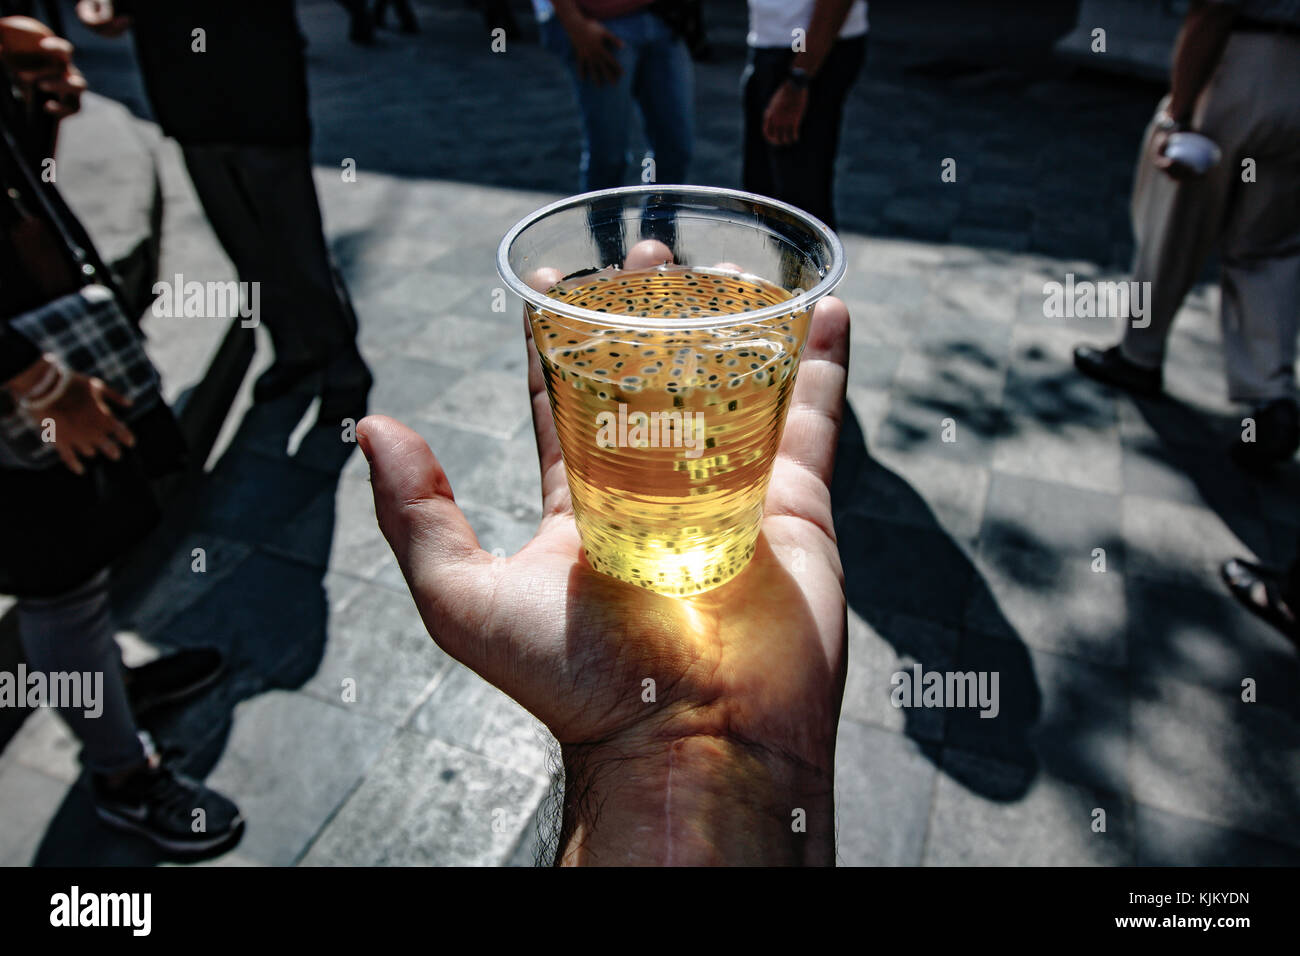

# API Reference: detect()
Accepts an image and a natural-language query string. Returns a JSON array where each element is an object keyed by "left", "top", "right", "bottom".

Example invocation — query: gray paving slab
[
  {"left": 299, "top": 580, "right": 451, "bottom": 727},
  {"left": 407, "top": 663, "right": 553, "bottom": 783},
  {"left": 966, "top": 540, "right": 1128, "bottom": 668},
  {"left": 298, "top": 730, "right": 547, "bottom": 866},
  {"left": 924, "top": 751, "right": 1134, "bottom": 866},
  {"left": 834, "top": 719, "right": 938, "bottom": 866},
  {"left": 203, "top": 691, "right": 396, "bottom": 866},
  {"left": 841, "top": 611, "right": 958, "bottom": 743},
  {"left": 0, "top": 763, "right": 67, "bottom": 866},
  {"left": 1130, "top": 676, "right": 1300, "bottom": 849},
  {"left": 1135, "top": 804, "right": 1300, "bottom": 867}
]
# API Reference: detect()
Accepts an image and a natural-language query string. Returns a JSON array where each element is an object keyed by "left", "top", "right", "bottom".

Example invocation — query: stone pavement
[{"left": 0, "top": 0, "right": 1297, "bottom": 866}]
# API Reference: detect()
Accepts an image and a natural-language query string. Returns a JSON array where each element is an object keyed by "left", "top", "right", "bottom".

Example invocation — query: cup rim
[{"left": 496, "top": 184, "right": 846, "bottom": 330}]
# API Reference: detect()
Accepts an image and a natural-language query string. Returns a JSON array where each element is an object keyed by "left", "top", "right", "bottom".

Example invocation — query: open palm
[{"left": 358, "top": 296, "right": 851, "bottom": 777}]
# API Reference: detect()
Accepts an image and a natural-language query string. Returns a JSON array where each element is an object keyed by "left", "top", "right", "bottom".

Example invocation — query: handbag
[
  {"left": 0, "top": 284, "right": 162, "bottom": 469},
  {"left": 0, "top": 75, "right": 170, "bottom": 470}
]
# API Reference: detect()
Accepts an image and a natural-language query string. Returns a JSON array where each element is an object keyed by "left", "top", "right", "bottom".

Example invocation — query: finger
[
  {"left": 357, "top": 413, "right": 483, "bottom": 561},
  {"left": 623, "top": 239, "right": 673, "bottom": 270},
  {"left": 94, "top": 436, "right": 122, "bottom": 461},
  {"left": 56, "top": 443, "right": 84, "bottom": 476},
  {"left": 36, "top": 37, "right": 74, "bottom": 61},
  {"left": 521, "top": 268, "right": 570, "bottom": 514},
  {"left": 777, "top": 296, "right": 850, "bottom": 489},
  {"left": 105, "top": 411, "right": 135, "bottom": 448},
  {"left": 37, "top": 74, "right": 87, "bottom": 95},
  {"left": 95, "top": 380, "right": 132, "bottom": 408},
  {"left": 357, "top": 417, "right": 503, "bottom": 660}
]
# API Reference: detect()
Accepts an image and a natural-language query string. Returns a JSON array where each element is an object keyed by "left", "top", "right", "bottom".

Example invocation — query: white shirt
[{"left": 747, "top": 0, "right": 869, "bottom": 49}]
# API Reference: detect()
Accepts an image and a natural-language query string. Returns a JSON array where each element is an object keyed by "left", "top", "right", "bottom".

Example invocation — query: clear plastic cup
[{"left": 498, "top": 185, "right": 845, "bottom": 595}]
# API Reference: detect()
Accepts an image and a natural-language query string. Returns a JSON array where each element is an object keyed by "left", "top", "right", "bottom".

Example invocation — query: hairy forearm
[
  {"left": 557, "top": 735, "right": 836, "bottom": 866},
  {"left": 791, "top": 0, "right": 857, "bottom": 76},
  {"left": 1167, "top": 2, "right": 1237, "bottom": 124}
]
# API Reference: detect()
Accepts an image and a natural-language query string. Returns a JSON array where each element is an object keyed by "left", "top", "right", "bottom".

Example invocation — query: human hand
[
  {"left": 763, "top": 81, "right": 809, "bottom": 146},
  {"left": 7, "top": 359, "right": 136, "bottom": 475},
  {"left": 565, "top": 16, "right": 624, "bottom": 85},
  {"left": 74, "top": 1, "right": 132, "bottom": 38},
  {"left": 1151, "top": 128, "right": 1200, "bottom": 181},
  {"left": 0, "top": 16, "right": 87, "bottom": 117},
  {"left": 359, "top": 244, "right": 851, "bottom": 865}
]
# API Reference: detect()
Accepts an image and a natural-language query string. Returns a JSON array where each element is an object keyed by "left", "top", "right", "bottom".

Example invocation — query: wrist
[
  {"left": 555, "top": 5, "right": 590, "bottom": 33},
  {"left": 1159, "top": 104, "right": 1190, "bottom": 130},
  {"left": 6, "top": 354, "right": 56, "bottom": 397},
  {"left": 558, "top": 732, "right": 835, "bottom": 866}
]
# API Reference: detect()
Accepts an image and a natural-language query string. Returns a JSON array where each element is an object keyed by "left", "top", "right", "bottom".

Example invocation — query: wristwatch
[{"left": 786, "top": 65, "right": 812, "bottom": 90}]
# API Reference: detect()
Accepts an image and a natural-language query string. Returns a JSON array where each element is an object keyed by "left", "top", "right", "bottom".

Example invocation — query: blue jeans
[{"left": 541, "top": 10, "right": 694, "bottom": 191}]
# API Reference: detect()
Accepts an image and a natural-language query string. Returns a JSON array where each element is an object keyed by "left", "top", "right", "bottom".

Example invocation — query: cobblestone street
[{"left": 0, "top": 0, "right": 1296, "bottom": 866}]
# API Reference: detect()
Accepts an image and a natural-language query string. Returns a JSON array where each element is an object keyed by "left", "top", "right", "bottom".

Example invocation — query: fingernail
[{"left": 356, "top": 428, "right": 373, "bottom": 465}]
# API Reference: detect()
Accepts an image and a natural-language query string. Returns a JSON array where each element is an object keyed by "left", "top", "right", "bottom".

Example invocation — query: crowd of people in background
[{"left": 0, "top": 0, "right": 1295, "bottom": 862}]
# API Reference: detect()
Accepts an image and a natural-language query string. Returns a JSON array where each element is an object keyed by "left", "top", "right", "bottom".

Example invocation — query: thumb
[{"left": 356, "top": 414, "right": 486, "bottom": 601}]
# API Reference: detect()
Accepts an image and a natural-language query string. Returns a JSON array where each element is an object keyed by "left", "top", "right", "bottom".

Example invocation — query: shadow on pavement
[{"left": 832, "top": 404, "right": 1042, "bottom": 801}]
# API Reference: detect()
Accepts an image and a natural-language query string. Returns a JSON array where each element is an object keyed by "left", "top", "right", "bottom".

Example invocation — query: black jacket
[{"left": 0, "top": 88, "right": 185, "bottom": 599}]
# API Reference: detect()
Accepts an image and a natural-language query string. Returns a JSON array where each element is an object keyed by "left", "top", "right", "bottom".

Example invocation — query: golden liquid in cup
[{"left": 528, "top": 265, "right": 810, "bottom": 596}]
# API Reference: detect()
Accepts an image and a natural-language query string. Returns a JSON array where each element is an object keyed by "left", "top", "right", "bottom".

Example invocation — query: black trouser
[{"left": 742, "top": 37, "right": 866, "bottom": 231}]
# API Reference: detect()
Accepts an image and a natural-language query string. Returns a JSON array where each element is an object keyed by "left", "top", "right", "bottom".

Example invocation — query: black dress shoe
[
  {"left": 1073, "top": 344, "right": 1162, "bottom": 397},
  {"left": 123, "top": 648, "right": 225, "bottom": 718},
  {"left": 317, "top": 345, "right": 374, "bottom": 424},
  {"left": 1231, "top": 398, "right": 1300, "bottom": 474}
]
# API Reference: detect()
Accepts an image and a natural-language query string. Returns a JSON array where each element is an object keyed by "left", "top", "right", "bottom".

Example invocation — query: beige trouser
[{"left": 1120, "top": 29, "right": 1300, "bottom": 404}]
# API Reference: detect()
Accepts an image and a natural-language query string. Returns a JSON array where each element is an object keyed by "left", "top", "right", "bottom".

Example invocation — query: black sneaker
[
  {"left": 93, "top": 752, "right": 244, "bottom": 856},
  {"left": 1231, "top": 398, "right": 1300, "bottom": 474},
  {"left": 123, "top": 648, "right": 225, "bottom": 718},
  {"left": 1073, "top": 344, "right": 1163, "bottom": 397}
]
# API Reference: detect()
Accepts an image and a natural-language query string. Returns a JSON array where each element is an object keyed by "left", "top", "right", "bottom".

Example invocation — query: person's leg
[
  {"left": 1218, "top": 172, "right": 1300, "bottom": 405},
  {"left": 741, "top": 47, "right": 784, "bottom": 202},
  {"left": 763, "top": 36, "right": 865, "bottom": 229},
  {"left": 16, "top": 570, "right": 145, "bottom": 777},
  {"left": 1119, "top": 94, "right": 1237, "bottom": 370},
  {"left": 1216, "top": 35, "right": 1300, "bottom": 406},
  {"left": 225, "top": 145, "right": 360, "bottom": 364},
  {"left": 569, "top": 17, "right": 638, "bottom": 191},
  {"left": 631, "top": 11, "right": 694, "bottom": 186},
  {"left": 181, "top": 145, "right": 317, "bottom": 368}
]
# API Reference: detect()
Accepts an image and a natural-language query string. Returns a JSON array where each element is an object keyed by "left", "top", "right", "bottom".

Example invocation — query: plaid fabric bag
[{"left": 0, "top": 284, "right": 161, "bottom": 469}]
